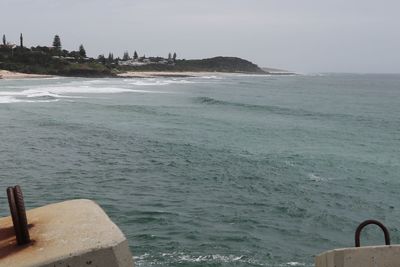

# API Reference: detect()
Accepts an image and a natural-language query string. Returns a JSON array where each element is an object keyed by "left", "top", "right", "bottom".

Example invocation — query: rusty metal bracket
[
  {"left": 6, "top": 185, "right": 30, "bottom": 245},
  {"left": 355, "top": 219, "right": 390, "bottom": 247}
]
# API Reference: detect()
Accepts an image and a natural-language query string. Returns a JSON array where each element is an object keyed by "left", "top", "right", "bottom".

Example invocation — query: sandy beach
[
  {"left": 0, "top": 70, "right": 273, "bottom": 80},
  {"left": 117, "top": 71, "right": 224, "bottom": 78},
  {"left": 0, "top": 70, "right": 52, "bottom": 79}
]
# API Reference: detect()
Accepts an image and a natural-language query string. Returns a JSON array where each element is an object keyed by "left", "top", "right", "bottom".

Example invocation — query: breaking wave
[
  {"left": 0, "top": 85, "right": 164, "bottom": 104},
  {"left": 125, "top": 78, "right": 196, "bottom": 86},
  {"left": 0, "top": 95, "right": 59, "bottom": 103}
]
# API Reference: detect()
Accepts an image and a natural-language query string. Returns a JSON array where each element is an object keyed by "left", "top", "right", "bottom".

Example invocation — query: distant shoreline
[
  {"left": 118, "top": 71, "right": 205, "bottom": 78},
  {"left": 1, "top": 34, "right": 284, "bottom": 78},
  {"left": 117, "top": 71, "right": 277, "bottom": 78},
  {"left": 262, "top": 67, "right": 296, "bottom": 75},
  {"left": 0, "top": 69, "right": 293, "bottom": 80}
]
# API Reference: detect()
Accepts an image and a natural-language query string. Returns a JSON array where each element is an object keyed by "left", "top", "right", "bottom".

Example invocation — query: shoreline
[
  {"left": 117, "top": 71, "right": 284, "bottom": 78},
  {"left": 0, "top": 69, "right": 294, "bottom": 80},
  {"left": 117, "top": 71, "right": 230, "bottom": 78},
  {"left": 118, "top": 71, "right": 199, "bottom": 78},
  {"left": 0, "top": 70, "right": 53, "bottom": 80}
]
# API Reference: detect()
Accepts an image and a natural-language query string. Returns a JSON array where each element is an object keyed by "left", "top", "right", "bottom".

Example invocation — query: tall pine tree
[
  {"left": 52, "top": 35, "right": 61, "bottom": 50},
  {"left": 79, "top": 44, "right": 86, "bottom": 57},
  {"left": 108, "top": 53, "right": 114, "bottom": 63},
  {"left": 123, "top": 51, "right": 130, "bottom": 60}
]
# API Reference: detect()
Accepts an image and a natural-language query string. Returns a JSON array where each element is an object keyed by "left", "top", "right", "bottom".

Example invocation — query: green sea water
[{"left": 0, "top": 73, "right": 399, "bottom": 266}]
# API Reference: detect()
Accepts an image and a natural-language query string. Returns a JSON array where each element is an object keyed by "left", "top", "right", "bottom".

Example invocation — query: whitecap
[
  {"left": 24, "top": 86, "right": 161, "bottom": 95},
  {"left": 200, "top": 75, "right": 223, "bottom": 79},
  {"left": 0, "top": 96, "right": 21, "bottom": 103},
  {"left": 0, "top": 95, "right": 59, "bottom": 104},
  {"left": 0, "top": 85, "right": 165, "bottom": 104},
  {"left": 82, "top": 79, "right": 108, "bottom": 84},
  {"left": 129, "top": 80, "right": 169, "bottom": 86},
  {"left": 286, "top": 262, "right": 306, "bottom": 266},
  {"left": 122, "top": 77, "right": 198, "bottom": 86},
  {"left": 308, "top": 173, "right": 329, "bottom": 182}
]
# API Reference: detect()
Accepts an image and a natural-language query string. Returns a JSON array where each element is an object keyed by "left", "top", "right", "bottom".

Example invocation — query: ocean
[{"left": 0, "top": 73, "right": 399, "bottom": 266}]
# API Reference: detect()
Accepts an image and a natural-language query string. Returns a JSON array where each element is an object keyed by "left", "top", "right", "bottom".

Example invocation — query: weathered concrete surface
[
  {"left": 0, "top": 199, "right": 134, "bottom": 267},
  {"left": 315, "top": 245, "right": 400, "bottom": 267}
]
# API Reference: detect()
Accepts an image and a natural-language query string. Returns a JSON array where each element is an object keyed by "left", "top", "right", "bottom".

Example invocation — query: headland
[{"left": 0, "top": 34, "right": 287, "bottom": 79}]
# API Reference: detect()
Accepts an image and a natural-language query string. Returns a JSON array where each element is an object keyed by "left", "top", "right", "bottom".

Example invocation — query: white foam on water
[
  {"left": 0, "top": 95, "right": 59, "bottom": 104},
  {"left": 174, "top": 254, "right": 245, "bottom": 263},
  {"left": 308, "top": 173, "right": 330, "bottom": 182},
  {"left": 166, "top": 79, "right": 196, "bottom": 84},
  {"left": 21, "top": 89, "right": 70, "bottom": 98},
  {"left": 4, "top": 86, "right": 161, "bottom": 96},
  {"left": 134, "top": 252, "right": 271, "bottom": 266},
  {"left": 125, "top": 78, "right": 196, "bottom": 86},
  {"left": 0, "top": 76, "right": 206, "bottom": 105},
  {"left": 0, "top": 84, "right": 164, "bottom": 104},
  {"left": 0, "top": 96, "right": 21, "bottom": 103},
  {"left": 161, "top": 253, "right": 247, "bottom": 263},
  {"left": 286, "top": 262, "right": 306, "bottom": 266},
  {"left": 200, "top": 75, "right": 224, "bottom": 79},
  {"left": 221, "top": 73, "right": 273, "bottom": 78},
  {"left": 133, "top": 253, "right": 150, "bottom": 260},
  {"left": 37, "top": 86, "right": 134, "bottom": 94},
  {"left": 0, "top": 89, "right": 72, "bottom": 99},
  {"left": 82, "top": 79, "right": 108, "bottom": 84},
  {"left": 134, "top": 252, "right": 312, "bottom": 267},
  {"left": 129, "top": 80, "right": 169, "bottom": 86},
  {"left": 48, "top": 85, "right": 168, "bottom": 94}
]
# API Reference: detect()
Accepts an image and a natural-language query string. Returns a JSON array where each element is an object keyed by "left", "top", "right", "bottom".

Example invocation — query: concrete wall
[
  {"left": 316, "top": 245, "right": 400, "bottom": 267},
  {"left": 0, "top": 199, "right": 134, "bottom": 267}
]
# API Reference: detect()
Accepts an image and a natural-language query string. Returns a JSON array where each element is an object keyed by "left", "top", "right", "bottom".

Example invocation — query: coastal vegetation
[
  {"left": 118, "top": 57, "right": 265, "bottom": 74},
  {"left": 0, "top": 34, "right": 266, "bottom": 77}
]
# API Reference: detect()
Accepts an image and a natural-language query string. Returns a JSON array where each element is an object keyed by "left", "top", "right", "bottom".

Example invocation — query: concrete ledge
[
  {"left": 316, "top": 245, "right": 400, "bottom": 267},
  {"left": 0, "top": 199, "right": 134, "bottom": 267}
]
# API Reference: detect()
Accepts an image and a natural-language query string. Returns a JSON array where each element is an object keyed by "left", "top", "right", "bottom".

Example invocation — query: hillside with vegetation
[
  {"left": 119, "top": 57, "right": 266, "bottom": 74},
  {"left": 0, "top": 34, "right": 113, "bottom": 77},
  {"left": 0, "top": 34, "right": 266, "bottom": 77}
]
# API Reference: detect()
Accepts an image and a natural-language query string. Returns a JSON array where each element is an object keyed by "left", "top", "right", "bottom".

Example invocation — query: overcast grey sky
[{"left": 1, "top": 0, "right": 399, "bottom": 73}]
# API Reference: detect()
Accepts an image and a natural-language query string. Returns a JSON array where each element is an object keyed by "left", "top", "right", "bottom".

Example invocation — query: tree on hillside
[
  {"left": 20, "top": 33, "right": 23, "bottom": 47},
  {"left": 2, "top": 34, "right": 6, "bottom": 45},
  {"left": 79, "top": 44, "right": 86, "bottom": 57},
  {"left": 173, "top": 52, "right": 177, "bottom": 62},
  {"left": 108, "top": 52, "right": 114, "bottom": 63},
  {"left": 168, "top": 53, "right": 172, "bottom": 61},
  {"left": 133, "top": 51, "right": 138, "bottom": 60},
  {"left": 98, "top": 54, "right": 106, "bottom": 64},
  {"left": 123, "top": 51, "right": 130, "bottom": 61},
  {"left": 52, "top": 35, "right": 61, "bottom": 50}
]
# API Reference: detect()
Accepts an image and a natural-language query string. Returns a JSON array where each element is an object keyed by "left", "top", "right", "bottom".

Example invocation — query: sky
[{"left": 1, "top": 0, "right": 399, "bottom": 73}]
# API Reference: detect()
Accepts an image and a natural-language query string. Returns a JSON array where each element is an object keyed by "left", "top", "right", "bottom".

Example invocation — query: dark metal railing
[
  {"left": 5, "top": 185, "right": 31, "bottom": 246},
  {"left": 355, "top": 219, "right": 391, "bottom": 247}
]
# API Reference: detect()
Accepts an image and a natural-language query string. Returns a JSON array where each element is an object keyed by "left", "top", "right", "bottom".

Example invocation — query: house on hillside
[{"left": 118, "top": 56, "right": 174, "bottom": 66}]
